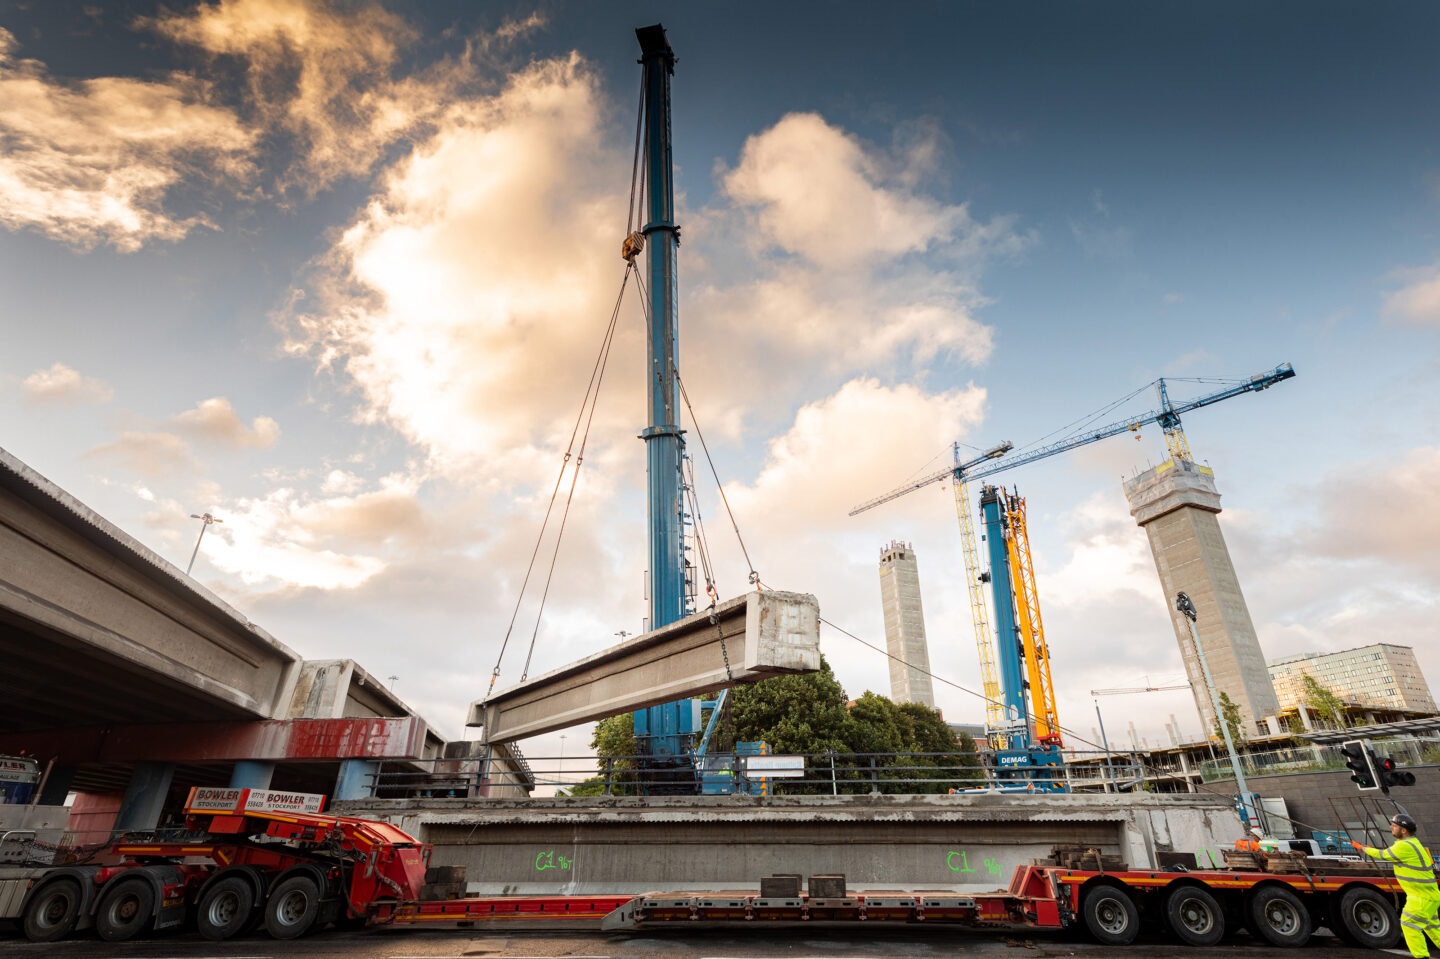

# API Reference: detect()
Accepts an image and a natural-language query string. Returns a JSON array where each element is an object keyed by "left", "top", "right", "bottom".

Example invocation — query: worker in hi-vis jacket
[{"left": 1355, "top": 813, "right": 1439, "bottom": 957}]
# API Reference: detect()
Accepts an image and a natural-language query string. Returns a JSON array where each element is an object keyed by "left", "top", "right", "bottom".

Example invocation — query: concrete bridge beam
[{"left": 468, "top": 590, "right": 820, "bottom": 743}]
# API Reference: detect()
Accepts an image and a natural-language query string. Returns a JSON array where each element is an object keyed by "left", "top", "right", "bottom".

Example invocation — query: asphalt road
[{"left": 0, "top": 925, "right": 1393, "bottom": 959}]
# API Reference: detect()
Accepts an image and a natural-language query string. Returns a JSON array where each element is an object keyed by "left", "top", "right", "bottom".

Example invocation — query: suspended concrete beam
[{"left": 468, "top": 590, "right": 820, "bottom": 743}]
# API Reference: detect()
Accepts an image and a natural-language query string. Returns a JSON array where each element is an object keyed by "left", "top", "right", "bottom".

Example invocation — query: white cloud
[
  {"left": 146, "top": 0, "right": 541, "bottom": 194},
  {"left": 172, "top": 397, "right": 280, "bottom": 449},
  {"left": 1310, "top": 445, "right": 1440, "bottom": 573},
  {"left": 85, "top": 431, "right": 194, "bottom": 479},
  {"left": 200, "top": 485, "right": 396, "bottom": 590},
  {"left": 283, "top": 53, "right": 632, "bottom": 478},
  {"left": 720, "top": 112, "right": 1016, "bottom": 271},
  {"left": 0, "top": 27, "right": 254, "bottom": 251},
  {"left": 20, "top": 362, "right": 113, "bottom": 403},
  {"left": 321, "top": 469, "right": 365, "bottom": 494},
  {"left": 1383, "top": 262, "right": 1440, "bottom": 327}
]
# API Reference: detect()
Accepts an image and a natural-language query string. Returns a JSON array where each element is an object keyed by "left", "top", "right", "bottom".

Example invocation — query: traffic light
[
  {"left": 1341, "top": 740, "right": 1379, "bottom": 792},
  {"left": 1376, "top": 754, "right": 1416, "bottom": 790}
]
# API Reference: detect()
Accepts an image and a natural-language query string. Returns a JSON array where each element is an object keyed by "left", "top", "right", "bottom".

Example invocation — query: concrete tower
[
  {"left": 1123, "top": 460, "right": 1279, "bottom": 738},
  {"left": 878, "top": 541, "right": 935, "bottom": 707}
]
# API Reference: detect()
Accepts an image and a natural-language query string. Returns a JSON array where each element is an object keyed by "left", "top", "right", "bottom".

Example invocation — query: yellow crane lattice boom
[{"left": 1003, "top": 491, "right": 1062, "bottom": 746}]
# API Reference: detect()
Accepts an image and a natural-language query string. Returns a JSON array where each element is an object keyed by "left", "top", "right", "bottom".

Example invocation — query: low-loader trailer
[{"left": 2, "top": 787, "right": 1407, "bottom": 949}]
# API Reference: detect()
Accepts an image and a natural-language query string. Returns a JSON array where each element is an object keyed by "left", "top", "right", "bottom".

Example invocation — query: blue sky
[{"left": 1, "top": 0, "right": 1437, "bottom": 757}]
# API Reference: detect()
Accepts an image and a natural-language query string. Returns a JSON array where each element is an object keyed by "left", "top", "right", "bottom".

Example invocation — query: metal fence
[
  {"left": 367, "top": 750, "right": 1145, "bottom": 799},
  {"left": 1197, "top": 736, "right": 1440, "bottom": 783}
]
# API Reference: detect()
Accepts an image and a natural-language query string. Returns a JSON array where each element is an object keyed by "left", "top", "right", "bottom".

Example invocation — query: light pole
[
  {"left": 558, "top": 734, "right": 567, "bottom": 795},
  {"left": 1093, "top": 699, "right": 1118, "bottom": 793},
  {"left": 186, "top": 513, "right": 223, "bottom": 576},
  {"left": 1176, "top": 591, "right": 1255, "bottom": 831}
]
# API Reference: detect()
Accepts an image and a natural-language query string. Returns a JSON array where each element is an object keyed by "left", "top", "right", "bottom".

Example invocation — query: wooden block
[{"left": 809, "top": 874, "right": 847, "bottom": 898}]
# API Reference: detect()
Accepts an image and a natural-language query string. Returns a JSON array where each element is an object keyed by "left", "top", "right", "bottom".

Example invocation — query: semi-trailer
[{"left": 1, "top": 786, "right": 1405, "bottom": 950}]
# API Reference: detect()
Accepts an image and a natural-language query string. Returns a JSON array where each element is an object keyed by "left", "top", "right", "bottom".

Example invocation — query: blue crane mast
[{"left": 630, "top": 24, "right": 718, "bottom": 793}]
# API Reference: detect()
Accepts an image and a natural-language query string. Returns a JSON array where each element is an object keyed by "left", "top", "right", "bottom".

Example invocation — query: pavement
[{"left": 0, "top": 925, "right": 1391, "bottom": 959}]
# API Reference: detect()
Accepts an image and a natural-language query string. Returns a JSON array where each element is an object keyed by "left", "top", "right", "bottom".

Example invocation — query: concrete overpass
[{"left": 0, "top": 447, "right": 476, "bottom": 832}]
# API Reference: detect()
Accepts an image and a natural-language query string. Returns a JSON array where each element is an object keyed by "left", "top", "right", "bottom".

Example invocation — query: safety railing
[
  {"left": 1197, "top": 736, "right": 1440, "bottom": 783},
  {"left": 367, "top": 750, "right": 1147, "bottom": 799}
]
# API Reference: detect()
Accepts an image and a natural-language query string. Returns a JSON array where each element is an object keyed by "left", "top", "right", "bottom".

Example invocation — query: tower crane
[
  {"left": 849, "top": 362, "right": 1296, "bottom": 786},
  {"left": 1090, "top": 683, "right": 1192, "bottom": 696}
]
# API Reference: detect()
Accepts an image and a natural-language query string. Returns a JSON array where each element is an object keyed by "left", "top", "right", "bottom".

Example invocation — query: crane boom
[
  {"left": 849, "top": 441, "right": 1012, "bottom": 516},
  {"left": 848, "top": 363, "right": 1294, "bottom": 516},
  {"left": 961, "top": 362, "right": 1295, "bottom": 485},
  {"left": 1090, "top": 683, "right": 1192, "bottom": 696}
]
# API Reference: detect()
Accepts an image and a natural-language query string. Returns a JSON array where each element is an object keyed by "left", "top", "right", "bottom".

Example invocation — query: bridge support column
[
  {"left": 229, "top": 760, "right": 275, "bottom": 790},
  {"left": 114, "top": 762, "right": 174, "bottom": 832},
  {"left": 335, "top": 759, "right": 379, "bottom": 800}
]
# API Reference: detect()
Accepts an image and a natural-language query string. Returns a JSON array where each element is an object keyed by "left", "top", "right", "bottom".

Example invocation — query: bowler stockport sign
[{"left": 185, "top": 787, "right": 326, "bottom": 815}]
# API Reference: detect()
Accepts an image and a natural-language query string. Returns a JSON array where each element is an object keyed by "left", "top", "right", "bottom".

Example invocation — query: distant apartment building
[{"left": 1268, "top": 644, "right": 1437, "bottom": 714}]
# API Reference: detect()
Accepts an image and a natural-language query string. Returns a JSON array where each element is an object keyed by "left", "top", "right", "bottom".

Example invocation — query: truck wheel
[
  {"left": 22, "top": 879, "right": 82, "bottom": 942},
  {"left": 96, "top": 878, "right": 155, "bottom": 941},
  {"left": 197, "top": 876, "right": 255, "bottom": 941},
  {"left": 1334, "top": 885, "right": 1399, "bottom": 949},
  {"left": 265, "top": 875, "right": 320, "bottom": 939},
  {"left": 1080, "top": 884, "right": 1139, "bottom": 945},
  {"left": 1248, "top": 885, "right": 1311, "bottom": 947},
  {"left": 1164, "top": 885, "right": 1224, "bottom": 946}
]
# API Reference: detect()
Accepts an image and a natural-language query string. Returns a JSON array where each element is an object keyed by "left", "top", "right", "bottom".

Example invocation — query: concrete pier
[
  {"left": 335, "top": 793, "right": 1238, "bottom": 895},
  {"left": 1124, "top": 460, "right": 1279, "bottom": 737}
]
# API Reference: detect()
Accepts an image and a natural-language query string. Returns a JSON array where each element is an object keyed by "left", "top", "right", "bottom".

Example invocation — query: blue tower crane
[{"left": 849, "top": 363, "right": 1296, "bottom": 517}]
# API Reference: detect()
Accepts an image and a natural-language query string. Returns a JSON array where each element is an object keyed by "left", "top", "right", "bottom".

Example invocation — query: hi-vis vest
[{"left": 1367, "top": 838, "right": 1438, "bottom": 895}]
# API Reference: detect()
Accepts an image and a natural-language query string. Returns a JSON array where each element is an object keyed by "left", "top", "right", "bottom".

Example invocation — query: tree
[
  {"left": 725, "top": 655, "right": 853, "bottom": 754},
  {"left": 588, "top": 711, "right": 639, "bottom": 795},
  {"left": 1212, "top": 691, "right": 1247, "bottom": 746},
  {"left": 1302, "top": 673, "right": 1348, "bottom": 729},
  {"left": 581, "top": 656, "right": 986, "bottom": 795}
]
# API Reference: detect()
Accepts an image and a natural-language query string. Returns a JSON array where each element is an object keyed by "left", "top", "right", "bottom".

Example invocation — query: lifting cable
[
  {"left": 488, "top": 58, "right": 657, "bottom": 695},
  {"left": 805, "top": 603, "right": 1402, "bottom": 845},
  {"left": 517, "top": 267, "right": 629, "bottom": 681},
  {"left": 486, "top": 264, "right": 634, "bottom": 695}
]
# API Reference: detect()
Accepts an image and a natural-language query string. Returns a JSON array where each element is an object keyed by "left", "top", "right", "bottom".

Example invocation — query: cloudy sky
[{"left": 1, "top": 0, "right": 1437, "bottom": 760}]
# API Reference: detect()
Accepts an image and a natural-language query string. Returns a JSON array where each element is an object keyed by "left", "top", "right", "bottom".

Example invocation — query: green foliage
[
  {"left": 582, "top": 655, "right": 985, "bottom": 795},
  {"left": 1212, "top": 690, "right": 1247, "bottom": 746},
  {"left": 725, "top": 656, "right": 852, "bottom": 754},
  {"left": 589, "top": 711, "right": 639, "bottom": 795},
  {"left": 1301, "top": 673, "right": 1348, "bottom": 729}
]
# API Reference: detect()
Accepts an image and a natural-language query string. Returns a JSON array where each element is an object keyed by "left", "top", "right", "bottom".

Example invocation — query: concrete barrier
[{"left": 335, "top": 792, "right": 1239, "bottom": 895}]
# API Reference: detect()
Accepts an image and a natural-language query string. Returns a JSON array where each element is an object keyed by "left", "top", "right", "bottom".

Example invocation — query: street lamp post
[
  {"left": 1093, "top": 699, "right": 1118, "bottom": 793},
  {"left": 186, "top": 512, "right": 223, "bottom": 576},
  {"left": 1175, "top": 591, "right": 1255, "bottom": 831}
]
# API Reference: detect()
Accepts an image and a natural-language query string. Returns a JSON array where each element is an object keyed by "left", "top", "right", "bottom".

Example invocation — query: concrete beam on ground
[
  {"left": 0, "top": 716, "right": 430, "bottom": 766},
  {"left": 469, "top": 590, "right": 820, "bottom": 743}
]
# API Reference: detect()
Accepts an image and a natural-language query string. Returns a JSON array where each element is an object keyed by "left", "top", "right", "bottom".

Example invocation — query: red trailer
[
  {"left": 600, "top": 861, "right": 1405, "bottom": 950},
  {"left": 7, "top": 788, "right": 1407, "bottom": 950},
  {"left": 7, "top": 787, "right": 628, "bottom": 942}
]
